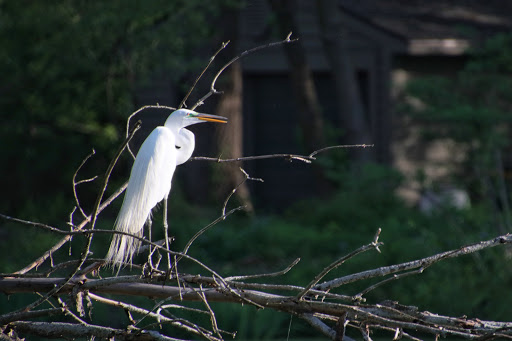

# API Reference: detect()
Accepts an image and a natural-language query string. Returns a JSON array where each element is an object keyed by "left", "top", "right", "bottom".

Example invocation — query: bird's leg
[
  {"left": 163, "top": 197, "right": 172, "bottom": 274},
  {"left": 148, "top": 218, "right": 156, "bottom": 268},
  {"left": 147, "top": 217, "right": 152, "bottom": 242},
  {"left": 144, "top": 217, "right": 158, "bottom": 276}
]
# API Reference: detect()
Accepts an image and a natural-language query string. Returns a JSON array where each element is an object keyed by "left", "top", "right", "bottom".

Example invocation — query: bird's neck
[{"left": 175, "top": 128, "right": 195, "bottom": 165}]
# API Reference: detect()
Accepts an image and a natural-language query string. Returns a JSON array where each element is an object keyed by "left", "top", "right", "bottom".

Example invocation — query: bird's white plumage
[
  {"left": 175, "top": 128, "right": 195, "bottom": 166},
  {"left": 105, "top": 109, "right": 227, "bottom": 271},
  {"left": 106, "top": 127, "right": 176, "bottom": 267}
]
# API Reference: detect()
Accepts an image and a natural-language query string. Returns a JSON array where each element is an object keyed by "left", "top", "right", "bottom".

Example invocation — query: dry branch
[
  {"left": 314, "top": 234, "right": 512, "bottom": 293},
  {"left": 1, "top": 234, "right": 512, "bottom": 340},
  {"left": 5, "top": 321, "right": 183, "bottom": 341}
]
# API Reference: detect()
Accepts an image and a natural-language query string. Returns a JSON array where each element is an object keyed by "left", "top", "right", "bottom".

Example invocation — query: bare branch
[
  {"left": 308, "top": 144, "right": 374, "bottom": 158},
  {"left": 355, "top": 268, "right": 423, "bottom": 300},
  {"left": 360, "top": 324, "right": 373, "bottom": 341},
  {"left": 10, "top": 182, "right": 129, "bottom": 275},
  {"left": 90, "top": 120, "right": 141, "bottom": 232},
  {"left": 179, "top": 41, "right": 230, "bottom": 110},
  {"left": 300, "top": 313, "right": 337, "bottom": 340},
  {"left": 297, "top": 231, "right": 383, "bottom": 300},
  {"left": 13, "top": 121, "right": 142, "bottom": 313},
  {"left": 7, "top": 321, "right": 186, "bottom": 341},
  {"left": 190, "top": 144, "right": 374, "bottom": 164},
  {"left": 125, "top": 105, "right": 176, "bottom": 159},
  {"left": 191, "top": 32, "right": 298, "bottom": 110},
  {"left": 72, "top": 149, "right": 98, "bottom": 219},
  {"left": 221, "top": 167, "right": 263, "bottom": 216},
  {"left": 314, "top": 234, "right": 512, "bottom": 292},
  {"left": 226, "top": 257, "right": 300, "bottom": 281},
  {"left": 181, "top": 275, "right": 354, "bottom": 302},
  {"left": 191, "top": 153, "right": 315, "bottom": 163},
  {"left": 3, "top": 250, "right": 512, "bottom": 340},
  {"left": 197, "top": 284, "right": 222, "bottom": 339},
  {"left": 0, "top": 308, "right": 65, "bottom": 325},
  {"left": 89, "top": 293, "right": 221, "bottom": 340},
  {"left": 180, "top": 206, "right": 245, "bottom": 259},
  {"left": 2, "top": 141, "right": 369, "bottom": 275}
]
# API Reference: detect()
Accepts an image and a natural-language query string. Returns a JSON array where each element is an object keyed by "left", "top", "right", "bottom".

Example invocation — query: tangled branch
[{"left": 1, "top": 234, "right": 512, "bottom": 340}]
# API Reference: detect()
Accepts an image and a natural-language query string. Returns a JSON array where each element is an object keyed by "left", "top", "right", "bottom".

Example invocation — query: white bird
[{"left": 106, "top": 109, "right": 228, "bottom": 270}]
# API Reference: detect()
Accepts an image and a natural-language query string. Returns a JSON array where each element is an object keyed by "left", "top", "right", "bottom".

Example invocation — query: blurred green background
[{"left": 1, "top": 1, "right": 512, "bottom": 340}]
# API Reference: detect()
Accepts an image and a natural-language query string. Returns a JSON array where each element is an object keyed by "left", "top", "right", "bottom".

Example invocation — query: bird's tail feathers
[{"left": 105, "top": 208, "right": 147, "bottom": 271}]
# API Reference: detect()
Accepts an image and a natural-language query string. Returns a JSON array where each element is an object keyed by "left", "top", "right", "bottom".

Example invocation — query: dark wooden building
[
  {"left": 136, "top": 0, "right": 512, "bottom": 208},
  {"left": 236, "top": 0, "right": 512, "bottom": 207}
]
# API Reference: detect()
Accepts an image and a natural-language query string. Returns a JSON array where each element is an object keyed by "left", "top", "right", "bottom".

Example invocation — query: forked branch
[{"left": 2, "top": 233, "right": 512, "bottom": 340}]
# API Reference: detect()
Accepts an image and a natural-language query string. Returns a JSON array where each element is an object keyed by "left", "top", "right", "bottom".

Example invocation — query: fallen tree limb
[{"left": 1, "top": 233, "right": 512, "bottom": 340}]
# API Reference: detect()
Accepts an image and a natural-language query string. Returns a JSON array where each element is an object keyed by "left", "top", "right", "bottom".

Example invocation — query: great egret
[{"left": 106, "top": 109, "right": 228, "bottom": 270}]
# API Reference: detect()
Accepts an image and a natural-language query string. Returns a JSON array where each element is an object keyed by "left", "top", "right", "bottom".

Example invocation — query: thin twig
[
  {"left": 3, "top": 274, "right": 512, "bottom": 338},
  {"left": 0, "top": 308, "right": 65, "bottom": 325},
  {"left": 372, "top": 325, "right": 424, "bottom": 341},
  {"left": 125, "top": 105, "right": 176, "bottom": 159},
  {"left": 179, "top": 41, "right": 230, "bottom": 110},
  {"left": 191, "top": 32, "right": 298, "bottom": 110},
  {"left": 90, "top": 121, "right": 141, "bottom": 232},
  {"left": 160, "top": 304, "right": 209, "bottom": 316},
  {"left": 181, "top": 275, "right": 354, "bottom": 302},
  {"left": 11, "top": 181, "right": 129, "bottom": 275},
  {"left": 190, "top": 144, "right": 374, "bottom": 164},
  {"left": 355, "top": 268, "right": 425, "bottom": 300},
  {"left": 197, "top": 284, "right": 222, "bottom": 339},
  {"left": 15, "top": 122, "right": 141, "bottom": 313},
  {"left": 309, "top": 144, "right": 374, "bottom": 158},
  {"left": 89, "top": 292, "right": 221, "bottom": 340},
  {"left": 6, "top": 321, "right": 152, "bottom": 340},
  {"left": 180, "top": 206, "right": 245, "bottom": 259},
  {"left": 360, "top": 324, "right": 374, "bottom": 341},
  {"left": 226, "top": 257, "right": 300, "bottom": 281},
  {"left": 300, "top": 313, "right": 337, "bottom": 340},
  {"left": 210, "top": 274, "right": 265, "bottom": 310},
  {"left": 10, "top": 123, "right": 140, "bottom": 275},
  {"left": 297, "top": 231, "right": 383, "bottom": 300},
  {"left": 72, "top": 149, "right": 98, "bottom": 219},
  {"left": 2, "top": 222, "right": 232, "bottom": 281},
  {"left": 221, "top": 167, "right": 263, "bottom": 216},
  {"left": 314, "top": 234, "right": 512, "bottom": 292},
  {"left": 3, "top": 142, "right": 371, "bottom": 274},
  {"left": 56, "top": 296, "right": 88, "bottom": 325},
  {"left": 191, "top": 153, "right": 315, "bottom": 163}
]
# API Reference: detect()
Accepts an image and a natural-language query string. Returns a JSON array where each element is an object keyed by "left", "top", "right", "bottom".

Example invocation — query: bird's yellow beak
[{"left": 196, "top": 113, "right": 228, "bottom": 124}]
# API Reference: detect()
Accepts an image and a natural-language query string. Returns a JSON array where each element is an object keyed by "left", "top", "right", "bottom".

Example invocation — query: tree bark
[
  {"left": 317, "top": 0, "right": 373, "bottom": 163},
  {"left": 268, "top": 0, "right": 325, "bottom": 151},
  {"left": 213, "top": 9, "right": 254, "bottom": 212}
]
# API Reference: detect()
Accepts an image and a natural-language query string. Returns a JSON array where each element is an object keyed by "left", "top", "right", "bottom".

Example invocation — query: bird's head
[{"left": 165, "top": 109, "right": 228, "bottom": 129}]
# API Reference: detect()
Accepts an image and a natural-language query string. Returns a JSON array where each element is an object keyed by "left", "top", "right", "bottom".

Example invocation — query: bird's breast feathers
[{"left": 129, "top": 127, "right": 177, "bottom": 209}]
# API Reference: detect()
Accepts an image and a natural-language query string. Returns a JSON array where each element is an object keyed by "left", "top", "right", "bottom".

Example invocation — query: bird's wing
[
  {"left": 106, "top": 127, "right": 177, "bottom": 268},
  {"left": 129, "top": 127, "right": 177, "bottom": 211}
]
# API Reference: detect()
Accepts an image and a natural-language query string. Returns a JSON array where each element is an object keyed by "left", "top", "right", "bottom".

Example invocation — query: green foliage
[
  {"left": 0, "top": 0, "right": 234, "bottom": 219},
  {"left": 0, "top": 3, "right": 237, "bottom": 330},
  {"left": 3, "top": 162, "right": 511, "bottom": 339},
  {"left": 173, "top": 161, "right": 512, "bottom": 338},
  {"left": 0, "top": 0, "right": 235, "bottom": 275},
  {"left": 406, "top": 33, "right": 512, "bottom": 191}
]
